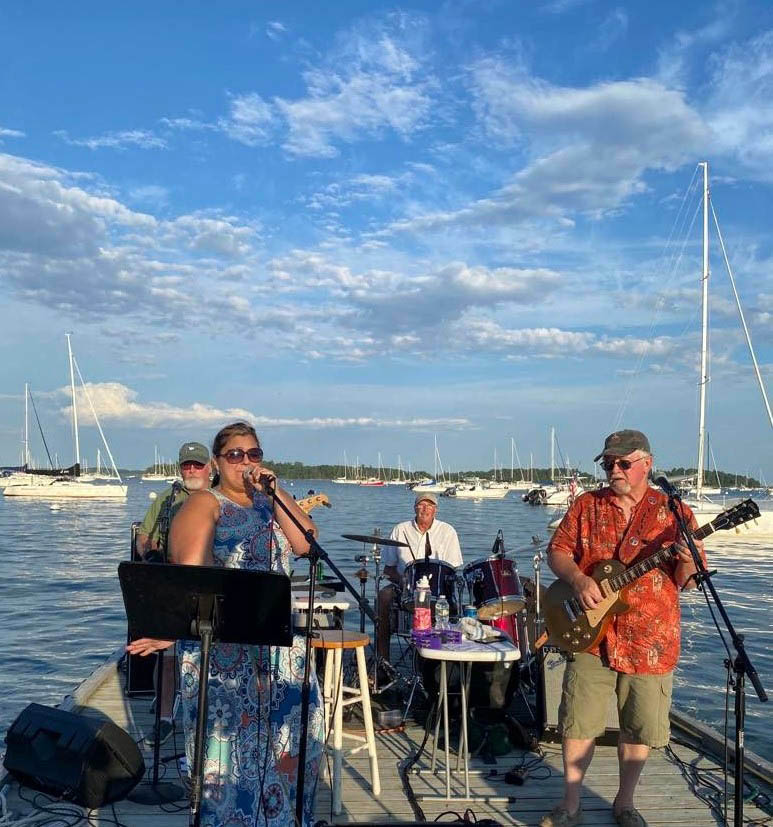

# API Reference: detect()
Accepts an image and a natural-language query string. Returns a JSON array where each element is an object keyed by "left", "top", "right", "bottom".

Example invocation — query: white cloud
[
  {"left": 0, "top": 127, "right": 25, "bottom": 139},
  {"left": 266, "top": 20, "right": 287, "bottom": 41},
  {"left": 218, "top": 92, "right": 278, "bottom": 146},
  {"left": 274, "top": 18, "right": 435, "bottom": 157},
  {"left": 379, "top": 62, "right": 707, "bottom": 235},
  {"left": 55, "top": 129, "right": 167, "bottom": 151},
  {"left": 457, "top": 318, "right": 682, "bottom": 361},
  {"left": 704, "top": 29, "right": 773, "bottom": 177},
  {"left": 63, "top": 382, "right": 471, "bottom": 429}
]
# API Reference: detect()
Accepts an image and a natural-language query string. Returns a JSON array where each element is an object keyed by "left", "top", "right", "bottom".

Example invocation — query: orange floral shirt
[{"left": 548, "top": 486, "right": 699, "bottom": 675}]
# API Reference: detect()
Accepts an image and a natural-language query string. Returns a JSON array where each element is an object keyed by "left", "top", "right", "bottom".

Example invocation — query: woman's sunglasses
[
  {"left": 600, "top": 456, "right": 646, "bottom": 472},
  {"left": 218, "top": 448, "right": 263, "bottom": 464}
]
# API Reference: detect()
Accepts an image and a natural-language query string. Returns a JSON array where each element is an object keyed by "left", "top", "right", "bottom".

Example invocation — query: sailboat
[
  {"left": 385, "top": 455, "right": 407, "bottom": 485},
  {"left": 672, "top": 163, "right": 772, "bottom": 536},
  {"left": 504, "top": 437, "right": 532, "bottom": 492},
  {"left": 332, "top": 451, "right": 360, "bottom": 484},
  {"left": 360, "top": 452, "right": 386, "bottom": 486},
  {"left": 141, "top": 446, "right": 179, "bottom": 483},
  {"left": 3, "top": 335, "right": 128, "bottom": 499},
  {"left": 0, "top": 384, "right": 81, "bottom": 489},
  {"left": 410, "top": 435, "right": 452, "bottom": 493}
]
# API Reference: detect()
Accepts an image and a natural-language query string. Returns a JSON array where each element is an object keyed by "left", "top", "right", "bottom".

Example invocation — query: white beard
[{"left": 183, "top": 476, "right": 209, "bottom": 492}]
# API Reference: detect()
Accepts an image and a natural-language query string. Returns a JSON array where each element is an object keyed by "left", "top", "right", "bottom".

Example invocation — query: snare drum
[
  {"left": 462, "top": 556, "right": 525, "bottom": 620},
  {"left": 400, "top": 559, "right": 458, "bottom": 614}
]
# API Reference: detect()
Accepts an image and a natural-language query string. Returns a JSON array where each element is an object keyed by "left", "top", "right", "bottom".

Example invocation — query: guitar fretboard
[{"left": 606, "top": 520, "right": 715, "bottom": 592}]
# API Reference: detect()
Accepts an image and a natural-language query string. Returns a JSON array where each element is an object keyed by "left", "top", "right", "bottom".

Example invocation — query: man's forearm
[{"left": 548, "top": 551, "right": 584, "bottom": 588}]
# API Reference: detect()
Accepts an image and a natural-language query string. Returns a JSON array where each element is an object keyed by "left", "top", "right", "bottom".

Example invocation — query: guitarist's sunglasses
[
  {"left": 218, "top": 448, "right": 264, "bottom": 464},
  {"left": 600, "top": 456, "right": 647, "bottom": 472}
]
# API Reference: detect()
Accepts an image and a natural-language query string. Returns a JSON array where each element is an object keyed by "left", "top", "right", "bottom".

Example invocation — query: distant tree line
[{"left": 129, "top": 461, "right": 762, "bottom": 488}]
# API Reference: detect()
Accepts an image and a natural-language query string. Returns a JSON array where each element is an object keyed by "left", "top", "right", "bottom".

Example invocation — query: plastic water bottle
[
  {"left": 435, "top": 595, "right": 450, "bottom": 630},
  {"left": 413, "top": 576, "right": 432, "bottom": 632}
]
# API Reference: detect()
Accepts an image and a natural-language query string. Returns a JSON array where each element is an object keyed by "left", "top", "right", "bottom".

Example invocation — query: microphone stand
[
  {"left": 262, "top": 481, "right": 376, "bottom": 827},
  {"left": 665, "top": 490, "right": 767, "bottom": 827}
]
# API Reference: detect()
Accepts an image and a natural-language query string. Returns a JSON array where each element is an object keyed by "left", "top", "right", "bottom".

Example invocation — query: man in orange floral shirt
[{"left": 540, "top": 430, "right": 704, "bottom": 827}]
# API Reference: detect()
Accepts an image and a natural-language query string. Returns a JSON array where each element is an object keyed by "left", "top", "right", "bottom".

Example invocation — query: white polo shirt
[{"left": 382, "top": 518, "right": 463, "bottom": 576}]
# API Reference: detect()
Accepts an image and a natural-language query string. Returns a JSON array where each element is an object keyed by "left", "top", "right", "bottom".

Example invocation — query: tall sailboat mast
[
  {"left": 696, "top": 162, "right": 710, "bottom": 501},
  {"left": 24, "top": 382, "right": 30, "bottom": 467},
  {"left": 66, "top": 333, "right": 80, "bottom": 467},
  {"left": 550, "top": 426, "right": 555, "bottom": 482}
]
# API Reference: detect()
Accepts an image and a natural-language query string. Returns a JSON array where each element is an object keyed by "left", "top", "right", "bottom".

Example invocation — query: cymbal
[{"left": 341, "top": 533, "right": 408, "bottom": 548}]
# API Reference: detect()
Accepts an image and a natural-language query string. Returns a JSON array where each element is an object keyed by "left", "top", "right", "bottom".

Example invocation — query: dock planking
[{"left": 1, "top": 649, "right": 770, "bottom": 826}]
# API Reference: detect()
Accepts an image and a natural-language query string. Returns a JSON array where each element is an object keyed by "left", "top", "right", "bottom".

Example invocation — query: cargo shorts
[{"left": 558, "top": 652, "right": 673, "bottom": 747}]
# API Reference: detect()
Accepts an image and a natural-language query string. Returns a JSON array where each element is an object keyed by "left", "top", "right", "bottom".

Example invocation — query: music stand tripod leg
[{"left": 189, "top": 620, "right": 213, "bottom": 827}]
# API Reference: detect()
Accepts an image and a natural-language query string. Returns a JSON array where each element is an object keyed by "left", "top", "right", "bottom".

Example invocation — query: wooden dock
[{"left": 1, "top": 648, "right": 771, "bottom": 826}]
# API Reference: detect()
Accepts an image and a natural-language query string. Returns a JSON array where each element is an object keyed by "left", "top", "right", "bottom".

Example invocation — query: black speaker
[
  {"left": 3, "top": 704, "right": 145, "bottom": 808},
  {"left": 539, "top": 649, "right": 619, "bottom": 743}
]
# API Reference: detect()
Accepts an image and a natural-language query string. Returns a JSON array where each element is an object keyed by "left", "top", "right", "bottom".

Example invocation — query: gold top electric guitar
[{"left": 537, "top": 499, "right": 759, "bottom": 654}]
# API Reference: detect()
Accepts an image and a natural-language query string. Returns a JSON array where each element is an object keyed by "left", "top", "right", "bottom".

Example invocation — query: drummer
[{"left": 377, "top": 492, "right": 464, "bottom": 662}]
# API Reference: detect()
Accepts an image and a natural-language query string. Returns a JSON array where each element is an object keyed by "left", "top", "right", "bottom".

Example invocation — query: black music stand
[{"left": 118, "top": 561, "right": 292, "bottom": 827}]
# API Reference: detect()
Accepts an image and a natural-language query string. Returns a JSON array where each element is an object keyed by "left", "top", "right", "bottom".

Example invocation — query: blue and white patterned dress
[{"left": 179, "top": 489, "right": 324, "bottom": 826}]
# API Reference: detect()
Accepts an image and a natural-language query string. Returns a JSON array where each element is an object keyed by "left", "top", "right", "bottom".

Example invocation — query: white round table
[{"left": 417, "top": 638, "right": 521, "bottom": 802}]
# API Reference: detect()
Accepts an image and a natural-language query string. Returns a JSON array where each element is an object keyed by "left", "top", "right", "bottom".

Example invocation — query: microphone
[
  {"left": 653, "top": 474, "right": 680, "bottom": 498},
  {"left": 242, "top": 468, "right": 276, "bottom": 493}
]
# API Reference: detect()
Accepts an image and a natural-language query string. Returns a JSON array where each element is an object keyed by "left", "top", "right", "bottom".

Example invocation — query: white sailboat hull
[
  {"left": 450, "top": 486, "right": 510, "bottom": 499},
  {"left": 3, "top": 480, "right": 127, "bottom": 499}
]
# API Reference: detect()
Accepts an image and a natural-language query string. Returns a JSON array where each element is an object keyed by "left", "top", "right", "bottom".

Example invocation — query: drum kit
[{"left": 340, "top": 529, "right": 545, "bottom": 698}]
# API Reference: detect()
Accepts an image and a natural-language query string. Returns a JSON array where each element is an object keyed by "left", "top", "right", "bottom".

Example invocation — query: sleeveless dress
[{"left": 178, "top": 489, "right": 324, "bottom": 826}]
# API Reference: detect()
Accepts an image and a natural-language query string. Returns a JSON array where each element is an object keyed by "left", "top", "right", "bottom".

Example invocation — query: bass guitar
[
  {"left": 296, "top": 492, "right": 331, "bottom": 514},
  {"left": 537, "top": 499, "right": 759, "bottom": 654}
]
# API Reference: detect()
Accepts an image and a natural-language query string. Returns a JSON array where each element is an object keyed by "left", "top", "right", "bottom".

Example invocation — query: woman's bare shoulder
[{"left": 180, "top": 489, "right": 220, "bottom": 518}]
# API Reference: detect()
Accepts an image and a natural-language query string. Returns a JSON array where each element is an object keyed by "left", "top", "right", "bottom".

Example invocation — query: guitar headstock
[
  {"left": 297, "top": 493, "right": 332, "bottom": 514},
  {"left": 710, "top": 498, "right": 760, "bottom": 532}
]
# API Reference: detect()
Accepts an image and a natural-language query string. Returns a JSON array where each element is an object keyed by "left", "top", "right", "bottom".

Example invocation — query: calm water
[{"left": 0, "top": 479, "right": 770, "bottom": 761}]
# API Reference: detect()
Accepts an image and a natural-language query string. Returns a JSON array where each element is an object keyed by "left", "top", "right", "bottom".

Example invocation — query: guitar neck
[{"left": 607, "top": 519, "right": 715, "bottom": 592}]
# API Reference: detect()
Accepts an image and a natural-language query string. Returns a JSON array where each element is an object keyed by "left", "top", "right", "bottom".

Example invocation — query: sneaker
[
  {"left": 615, "top": 807, "right": 646, "bottom": 827},
  {"left": 146, "top": 718, "right": 174, "bottom": 746},
  {"left": 539, "top": 806, "right": 583, "bottom": 827}
]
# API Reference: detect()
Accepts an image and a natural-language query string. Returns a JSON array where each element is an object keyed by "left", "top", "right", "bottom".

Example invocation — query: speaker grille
[{"left": 3, "top": 704, "right": 144, "bottom": 808}]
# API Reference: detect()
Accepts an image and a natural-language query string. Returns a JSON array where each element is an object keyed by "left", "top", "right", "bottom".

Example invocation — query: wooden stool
[{"left": 311, "top": 630, "right": 381, "bottom": 813}]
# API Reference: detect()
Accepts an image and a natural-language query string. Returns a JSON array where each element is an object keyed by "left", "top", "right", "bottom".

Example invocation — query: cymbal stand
[
  {"left": 532, "top": 545, "right": 547, "bottom": 731},
  {"left": 354, "top": 555, "right": 370, "bottom": 634},
  {"left": 533, "top": 546, "right": 544, "bottom": 636},
  {"left": 370, "top": 532, "right": 387, "bottom": 693}
]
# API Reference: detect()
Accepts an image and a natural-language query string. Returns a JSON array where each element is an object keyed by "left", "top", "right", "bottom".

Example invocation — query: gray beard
[{"left": 183, "top": 477, "right": 209, "bottom": 492}]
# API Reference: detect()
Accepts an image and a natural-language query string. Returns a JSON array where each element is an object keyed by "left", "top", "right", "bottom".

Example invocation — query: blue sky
[{"left": 1, "top": 0, "right": 772, "bottom": 479}]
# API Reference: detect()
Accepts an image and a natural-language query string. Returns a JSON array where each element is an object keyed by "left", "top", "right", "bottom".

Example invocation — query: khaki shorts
[{"left": 558, "top": 652, "right": 673, "bottom": 747}]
